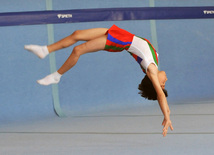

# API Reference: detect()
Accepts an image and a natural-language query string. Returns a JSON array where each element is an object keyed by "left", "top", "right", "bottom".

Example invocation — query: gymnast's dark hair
[{"left": 138, "top": 75, "right": 168, "bottom": 100}]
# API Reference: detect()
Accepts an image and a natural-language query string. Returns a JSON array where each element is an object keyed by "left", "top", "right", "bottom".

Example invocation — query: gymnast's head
[{"left": 138, "top": 71, "right": 168, "bottom": 100}]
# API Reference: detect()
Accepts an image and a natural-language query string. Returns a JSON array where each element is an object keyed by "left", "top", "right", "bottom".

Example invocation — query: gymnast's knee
[
  {"left": 72, "top": 45, "right": 83, "bottom": 57},
  {"left": 71, "top": 30, "right": 82, "bottom": 41}
]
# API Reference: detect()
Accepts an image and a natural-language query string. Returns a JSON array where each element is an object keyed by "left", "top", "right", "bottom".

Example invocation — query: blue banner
[{"left": 0, "top": 7, "right": 214, "bottom": 27}]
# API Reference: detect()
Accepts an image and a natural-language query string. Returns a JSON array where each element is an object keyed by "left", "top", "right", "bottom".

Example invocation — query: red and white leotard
[{"left": 104, "top": 24, "right": 158, "bottom": 73}]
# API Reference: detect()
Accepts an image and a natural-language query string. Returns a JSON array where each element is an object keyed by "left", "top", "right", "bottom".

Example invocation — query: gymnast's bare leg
[{"left": 24, "top": 28, "right": 108, "bottom": 85}]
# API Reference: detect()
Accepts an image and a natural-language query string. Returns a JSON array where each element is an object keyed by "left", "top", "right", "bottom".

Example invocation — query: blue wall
[{"left": 0, "top": 0, "right": 214, "bottom": 125}]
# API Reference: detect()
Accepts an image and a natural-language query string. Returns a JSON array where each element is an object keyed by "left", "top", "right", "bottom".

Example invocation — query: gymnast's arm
[{"left": 146, "top": 64, "right": 173, "bottom": 137}]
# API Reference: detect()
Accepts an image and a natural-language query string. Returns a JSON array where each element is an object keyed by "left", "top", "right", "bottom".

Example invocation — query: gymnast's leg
[
  {"left": 24, "top": 28, "right": 108, "bottom": 59},
  {"left": 37, "top": 35, "right": 107, "bottom": 85}
]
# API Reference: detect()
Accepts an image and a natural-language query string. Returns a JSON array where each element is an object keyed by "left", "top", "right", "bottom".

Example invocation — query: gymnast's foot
[
  {"left": 24, "top": 45, "right": 49, "bottom": 59},
  {"left": 37, "top": 71, "right": 62, "bottom": 86}
]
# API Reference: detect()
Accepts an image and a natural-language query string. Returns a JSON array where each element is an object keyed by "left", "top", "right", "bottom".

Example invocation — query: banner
[{"left": 0, "top": 7, "right": 214, "bottom": 27}]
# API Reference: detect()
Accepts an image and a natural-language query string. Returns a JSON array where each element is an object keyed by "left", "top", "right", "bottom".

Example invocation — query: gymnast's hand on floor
[{"left": 162, "top": 118, "right": 173, "bottom": 137}]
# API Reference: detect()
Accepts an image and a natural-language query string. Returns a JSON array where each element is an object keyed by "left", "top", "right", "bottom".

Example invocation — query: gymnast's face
[{"left": 158, "top": 71, "right": 168, "bottom": 89}]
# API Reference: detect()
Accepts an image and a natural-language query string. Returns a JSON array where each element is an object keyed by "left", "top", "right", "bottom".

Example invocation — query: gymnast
[{"left": 24, "top": 24, "right": 173, "bottom": 136}]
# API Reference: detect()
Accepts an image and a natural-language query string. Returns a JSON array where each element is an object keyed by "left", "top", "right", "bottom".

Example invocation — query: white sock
[
  {"left": 37, "top": 71, "right": 62, "bottom": 86},
  {"left": 24, "top": 45, "right": 49, "bottom": 59}
]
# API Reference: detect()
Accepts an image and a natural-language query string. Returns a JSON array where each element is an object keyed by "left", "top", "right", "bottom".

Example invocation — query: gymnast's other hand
[{"left": 162, "top": 118, "right": 173, "bottom": 137}]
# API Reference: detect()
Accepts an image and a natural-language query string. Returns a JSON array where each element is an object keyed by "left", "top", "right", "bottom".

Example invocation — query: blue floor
[{"left": 1, "top": 102, "right": 214, "bottom": 155}]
